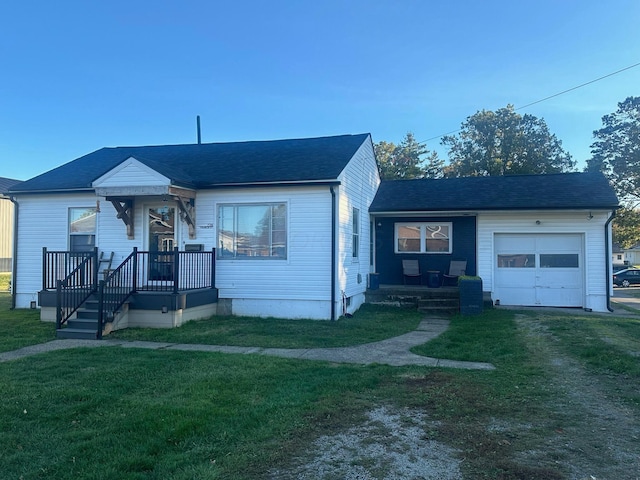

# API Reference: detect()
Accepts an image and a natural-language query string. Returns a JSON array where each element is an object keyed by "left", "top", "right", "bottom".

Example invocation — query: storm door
[{"left": 147, "top": 206, "right": 176, "bottom": 282}]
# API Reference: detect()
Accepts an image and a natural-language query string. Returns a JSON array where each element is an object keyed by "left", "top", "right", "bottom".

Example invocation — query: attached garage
[
  {"left": 370, "top": 172, "right": 620, "bottom": 313},
  {"left": 494, "top": 233, "right": 583, "bottom": 307}
]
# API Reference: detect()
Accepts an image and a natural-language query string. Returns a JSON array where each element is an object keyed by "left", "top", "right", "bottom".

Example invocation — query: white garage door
[{"left": 494, "top": 234, "right": 584, "bottom": 307}]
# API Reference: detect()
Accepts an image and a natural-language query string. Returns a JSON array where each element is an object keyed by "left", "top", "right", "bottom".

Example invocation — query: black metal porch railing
[
  {"left": 95, "top": 248, "right": 216, "bottom": 338},
  {"left": 97, "top": 249, "right": 137, "bottom": 339},
  {"left": 55, "top": 253, "right": 98, "bottom": 330},
  {"left": 135, "top": 248, "right": 216, "bottom": 293},
  {"left": 49, "top": 247, "right": 216, "bottom": 337},
  {"left": 44, "top": 247, "right": 98, "bottom": 291}
]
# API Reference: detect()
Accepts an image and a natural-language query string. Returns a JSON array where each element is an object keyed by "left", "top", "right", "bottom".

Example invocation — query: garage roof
[{"left": 370, "top": 172, "right": 619, "bottom": 212}]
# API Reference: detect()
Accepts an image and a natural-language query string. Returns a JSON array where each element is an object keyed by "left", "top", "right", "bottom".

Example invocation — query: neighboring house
[
  {"left": 0, "top": 177, "right": 22, "bottom": 274},
  {"left": 369, "top": 173, "right": 619, "bottom": 313},
  {"left": 622, "top": 243, "right": 640, "bottom": 267},
  {"left": 612, "top": 242, "right": 627, "bottom": 271},
  {"left": 9, "top": 134, "right": 379, "bottom": 327}
]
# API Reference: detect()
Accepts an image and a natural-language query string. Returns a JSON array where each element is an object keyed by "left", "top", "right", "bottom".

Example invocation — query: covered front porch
[
  {"left": 38, "top": 247, "right": 218, "bottom": 339},
  {"left": 371, "top": 214, "right": 477, "bottom": 286}
]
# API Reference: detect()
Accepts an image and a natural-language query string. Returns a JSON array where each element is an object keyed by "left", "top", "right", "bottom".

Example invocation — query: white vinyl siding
[
  {"left": 93, "top": 157, "right": 170, "bottom": 188},
  {"left": 14, "top": 193, "right": 98, "bottom": 307},
  {"left": 337, "top": 137, "right": 380, "bottom": 316},
  {"left": 477, "top": 211, "right": 612, "bottom": 312},
  {"left": 209, "top": 187, "right": 332, "bottom": 304}
]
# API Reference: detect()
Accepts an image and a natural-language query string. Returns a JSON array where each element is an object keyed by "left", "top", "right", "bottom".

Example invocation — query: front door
[{"left": 147, "top": 205, "right": 176, "bottom": 281}]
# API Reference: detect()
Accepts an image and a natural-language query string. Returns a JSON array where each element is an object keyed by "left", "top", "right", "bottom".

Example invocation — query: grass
[
  {"left": 1, "top": 347, "right": 391, "bottom": 479},
  {"left": 541, "top": 313, "right": 640, "bottom": 375},
  {"left": 109, "top": 303, "right": 423, "bottom": 348},
  {"left": 0, "top": 293, "right": 56, "bottom": 353},
  {"left": 2, "top": 303, "right": 639, "bottom": 479}
]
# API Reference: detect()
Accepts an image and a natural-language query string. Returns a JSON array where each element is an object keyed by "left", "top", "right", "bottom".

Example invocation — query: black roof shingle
[
  {"left": 10, "top": 134, "right": 371, "bottom": 193},
  {"left": 370, "top": 172, "right": 619, "bottom": 212},
  {"left": 0, "top": 177, "right": 22, "bottom": 195}
]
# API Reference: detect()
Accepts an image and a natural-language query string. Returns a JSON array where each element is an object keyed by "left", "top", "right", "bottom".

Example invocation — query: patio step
[
  {"left": 417, "top": 298, "right": 460, "bottom": 315},
  {"left": 366, "top": 285, "right": 460, "bottom": 314},
  {"left": 56, "top": 294, "right": 104, "bottom": 339},
  {"left": 56, "top": 327, "right": 100, "bottom": 340}
]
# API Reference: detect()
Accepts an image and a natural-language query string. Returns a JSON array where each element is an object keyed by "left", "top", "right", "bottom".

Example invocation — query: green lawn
[
  {"left": 109, "top": 303, "right": 423, "bottom": 348},
  {"left": 0, "top": 293, "right": 56, "bottom": 353},
  {"left": 2, "top": 301, "right": 639, "bottom": 479}
]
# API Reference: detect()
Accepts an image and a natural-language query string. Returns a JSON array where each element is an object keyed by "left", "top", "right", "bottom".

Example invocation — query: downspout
[
  {"left": 9, "top": 196, "right": 18, "bottom": 309},
  {"left": 330, "top": 186, "right": 337, "bottom": 321},
  {"left": 605, "top": 209, "right": 616, "bottom": 312}
]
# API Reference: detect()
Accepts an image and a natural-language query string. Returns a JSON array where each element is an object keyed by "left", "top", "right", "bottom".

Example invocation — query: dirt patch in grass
[
  {"left": 267, "top": 405, "right": 462, "bottom": 480},
  {"left": 512, "top": 314, "right": 640, "bottom": 480},
  {"left": 265, "top": 313, "right": 640, "bottom": 480}
]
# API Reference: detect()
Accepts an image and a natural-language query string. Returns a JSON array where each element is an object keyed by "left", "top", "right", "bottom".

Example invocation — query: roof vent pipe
[{"left": 196, "top": 116, "right": 202, "bottom": 144}]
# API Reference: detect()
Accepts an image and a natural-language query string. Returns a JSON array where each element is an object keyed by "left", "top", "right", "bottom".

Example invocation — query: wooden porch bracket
[
  {"left": 108, "top": 197, "right": 134, "bottom": 239},
  {"left": 176, "top": 196, "right": 196, "bottom": 239}
]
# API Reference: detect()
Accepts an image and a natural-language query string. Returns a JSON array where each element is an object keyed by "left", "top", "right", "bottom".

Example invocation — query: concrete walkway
[
  {"left": 0, "top": 317, "right": 495, "bottom": 370},
  {"left": 611, "top": 288, "right": 640, "bottom": 315}
]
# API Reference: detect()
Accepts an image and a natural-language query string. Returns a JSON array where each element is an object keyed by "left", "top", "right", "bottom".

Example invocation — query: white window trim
[
  {"left": 394, "top": 222, "right": 453, "bottom": 254},
  {"left": 352, "top": 207, "right": 360, "bottom": 261},
  {"left": 216, "top": 202, "right": 288, "bottom": 260},
  {"left": 68, "top": 207, "right": 97, "bottom": 252}
]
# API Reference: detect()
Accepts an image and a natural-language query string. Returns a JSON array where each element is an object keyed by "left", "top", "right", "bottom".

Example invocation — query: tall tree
[
  {"left": 374, "top": 132, "right": 443, "bottom": 180},
  {"left": 442, "top": 105, "right": 575, "bottom": 177},
  {"left": 612, "top": 206, "right": 640, "bottom": 249},
  {"left": 586, "top": 96, "right": 640, "bottom": 204}
]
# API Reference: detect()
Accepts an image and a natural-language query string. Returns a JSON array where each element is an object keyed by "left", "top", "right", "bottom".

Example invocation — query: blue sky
[{"left": 1, "top": 0, "right": 639, "bottom": 181}]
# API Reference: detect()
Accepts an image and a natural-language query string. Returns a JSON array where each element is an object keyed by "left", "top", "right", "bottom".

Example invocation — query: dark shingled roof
[
  {"left": 10, "top": 134, "right": 371, "bottom": 193},
  {"left": 0, "top": 177, "right": 22, "bottom": 195},
  {"left": 370, "top": 172, "right": 619, "bottom": 212}
]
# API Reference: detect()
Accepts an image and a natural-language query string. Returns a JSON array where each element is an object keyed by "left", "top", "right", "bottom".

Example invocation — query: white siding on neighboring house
[
  {"left": 337, "top": 138, "right": 380, "bottom": 317},
  {"left": 477, "top": 210, "right": 612, "bottom": 312},
  {"left": 623, "top": 247, "right": 640, "bottom": 266}
]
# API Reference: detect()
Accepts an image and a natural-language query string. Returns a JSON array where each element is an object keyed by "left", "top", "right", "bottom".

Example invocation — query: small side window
[{"left": 69, "top": 207, "right": 97, "bottom": 252}]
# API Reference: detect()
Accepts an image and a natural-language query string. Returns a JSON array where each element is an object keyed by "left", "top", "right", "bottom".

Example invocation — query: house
[
  {"left": 621, "top": 243, "right": 640, "bottom": 267},
  {"left": 9, "top": 134, "right": 379, "bottom": 336},
  {"left": 612, "top": 242, "right": 627, "bottom": 271},
  {"left": 9, "top": 133, "right": 620, "bottom": 338},
  {"left": 369, "top": 173, "right": 619, "bottom": 312},
  {"left": 0, "top": 177, "right": 22, "bottom": 274}
]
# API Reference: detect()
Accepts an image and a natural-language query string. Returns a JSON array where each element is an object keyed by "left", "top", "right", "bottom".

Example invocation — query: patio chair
[
  {"left": 442, "top": 260, "right": 467, "bottom": 286},
  {"left": 402, "top": 259, "right": 422, "bottom": 285}
]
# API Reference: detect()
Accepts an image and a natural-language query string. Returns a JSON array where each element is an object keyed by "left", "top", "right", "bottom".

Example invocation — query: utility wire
[{"left": 420, "top": 61, "right": 640, "bottom": 145}]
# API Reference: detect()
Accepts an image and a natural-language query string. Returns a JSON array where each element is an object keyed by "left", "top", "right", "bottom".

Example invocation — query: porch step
[
  {"left": 67, "top": 317, "right": 99, "bottom": 330},
  {"left": 56, "top": 294, "right": 103, "bottom": 339},
  {"left": 366, "top": 285, "right": 461, "bottom": 314},
  {"left": 56, "top": 327, "right": 100, "bottom": 340},
  {"left": 417, "top": 298, "right": 460, "bottom": 315}
]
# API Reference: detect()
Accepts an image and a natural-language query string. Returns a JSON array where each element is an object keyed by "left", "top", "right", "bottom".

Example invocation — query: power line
[{"left": 419, "top": 61, "right": 640, "bottom": 145}]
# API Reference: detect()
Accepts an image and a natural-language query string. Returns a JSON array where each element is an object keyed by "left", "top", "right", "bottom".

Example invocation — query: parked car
[{"left": 612, "top": 268, "right": 640, "bottom": 287}]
